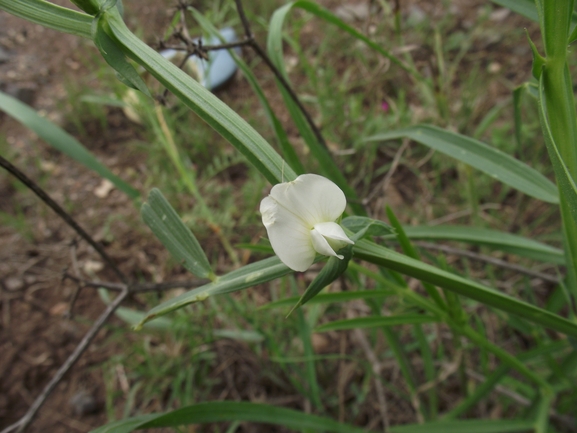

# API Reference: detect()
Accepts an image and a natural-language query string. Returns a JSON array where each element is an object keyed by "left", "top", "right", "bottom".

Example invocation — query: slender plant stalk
[
  {"left": 538, "top": 0, "right": 577, "bottom": 303},
  {"left": 153, "top": 104, "right": 240, "bottom": 267}
]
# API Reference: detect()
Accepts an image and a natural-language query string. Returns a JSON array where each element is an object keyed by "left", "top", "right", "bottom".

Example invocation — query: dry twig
[{"left": 415, "top": 242, "right": 560, "bottom": 284}]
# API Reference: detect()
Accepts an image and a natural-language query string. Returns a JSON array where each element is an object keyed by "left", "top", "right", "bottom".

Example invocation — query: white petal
[
  {"left": 311, "top": 227, "right": 343, "bottom": 259},
  {"left": 269, "top": 174, "right": 347, "bottom": 228},
  {"left": 314, "top": 222, "right": 354, "bottom": 245},
  {"left": 260, "top": 196, "right": 316, "bottom": 272}
]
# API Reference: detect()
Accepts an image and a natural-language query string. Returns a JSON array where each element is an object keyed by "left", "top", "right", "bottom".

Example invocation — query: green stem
[
  {"left": 539, "top": 0, "right": 577, "bottom": 302},
  {"left": 456, "top": 323, "right": 551, "bottom": 390}
]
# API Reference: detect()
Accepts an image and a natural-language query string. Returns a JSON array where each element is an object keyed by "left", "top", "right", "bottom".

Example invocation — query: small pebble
[
  {"left": 69, "top": 390, "right": 98, "bottom": 416},
  {"left": 5, "top": 277, "right": 23, "bottom": 291},
  {"left": 0, "top": 46, "right": 11, "bottom": 63}
]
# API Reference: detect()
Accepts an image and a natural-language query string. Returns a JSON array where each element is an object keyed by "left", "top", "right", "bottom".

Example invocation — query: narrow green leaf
[
  {"left": 538, "top": 72, "right": 577, "bottom": 300},
  {"left": 490, "top": 0, "right": 539, "bottom": 22},
  {"left": 443, "top": 340, "right": 568, "bottom": 419},
  {"left": 289, "top": 246, "right": 352, "bottom": 315},
  {"left": 365, "top": 125, "right": 559, "bottom": 204},
  {"left": 291, "top": 278, "right": 323, "bottom": 409},
  {"left": 212, "top": 329, "right": 264, "bottom": 343},
  {"left": 0, "top": 0, "right": 92, "bottom": 39},
  {"left": 259, "top": 289, "right": 394, "bottom": 310},
  {"left": 513, "top": 86, "right": 524, "bottom": 148},
  {"left": 190, "top": 8, "right": 305, "bottom": 175},
  {"left": 136, "top": 256, "right": 293, "bottom": 328},
  {"left": 402, "top": 225, "right": 565, "bottom": 265},
  {"left": 316, "top": 314, "right": 437, "bottom": 332},
  {"left": 271, "top": 1, "right": 419, "bottom": 78},
  {"left": 526, "top": 30, "right": 546, "bottom": 80},
  {"left": 141, "top": 188, "right": 213, "bottom": 280},
  {"left": 267, "top": 2, "right": 368, "bottom": 215},
  {"left": 0, "top": 90, "right": 139, "bottom": 199},
  {"left": 492, "top": 0, "right": 577, "bottom": 37},
  {"left": 90, "top": 401, "right": 369, "bottom": 433},
  {"left": 98, "top": 289, "right": 172, "bottom": 331},
  {"left": 386, "top": 206, "right": 447, "bottom": 309},
  {"left": 538, "top": 77, "right": 577, "bottom": 235},
  {"left": 389, "top": 419, "right": 534, "bottom": 433},
  {"left": 103, "top": 8, "right": 295, "bottom": 185},
  {"left": 353, "top": 239, "right": 577, "bottom": 338},
  {"left": 93, "top": 19, "right": 151, "bottom": 97},
  {"left": 341, "top": 216, "right": 395, "bottom": 239}
]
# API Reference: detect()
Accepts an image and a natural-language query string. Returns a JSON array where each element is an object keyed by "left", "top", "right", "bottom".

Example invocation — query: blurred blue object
[{"left": 160, "top": 27, "right": 240, "bottom": 90}]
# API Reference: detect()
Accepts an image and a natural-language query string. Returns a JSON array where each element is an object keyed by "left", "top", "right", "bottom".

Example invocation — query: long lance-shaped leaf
[
  {"left": 135, "top": 256, "right": 294, "bottom": 329},
  {"left": 491, "top": 0, "right": 577, "bottom": 34},
  {"left": 364, "top": 124, "right": 559, "bottom": 204},
  {"left": 259, "top": 289, "right": 395, "bottom": 310},
  {"left": 90, "top": 401, "right": 368, "bottom": 433},
  {"left": 538, "top": 73, "right": 577, "bottom": 300},
  {"left": 267, "top": 2, "right": 369, "bottom": 215},
  {"left": 316, "top": 314, "right": 437, "bottom": 332},
  {"left": 390, "top": 419, "right": 534, "bottom": 433},
  {"left": 288, "top": 246, "right": 352, "bottom": 316},
  {"left": 93, "top": 18, "right": 151, "bottom": 97},
  {"left": 352, "top": 239, "right": 577, "bottom": 338},
  {"left": 141, "top": 189, "right": 213, "bottom": 280},
  {"left": 491, "top": 0, "right": 539, "bottom": 22},
  {"left": 190, "top": 8, "right": 306, "bottom": 176},
  {"left": 403, "top": 225, "right": 565, "bottom": 265},
  {"left": 0, "top": 0, "right": 92, "bottom": 39},
  {"left": 539, "top": 76, "right": 577, "bottom": 225},
  {"left": 0, "top": 90, "right": 139, "bottom": 199},
  {"left": 269, "top": 1, "right": 419, "bottom": 78},
  {"left": 90, "top": 401, "right": 534, "bottom": 433},
  {"left": 100, "top": 7, "right": 296, "bottom": 185}
]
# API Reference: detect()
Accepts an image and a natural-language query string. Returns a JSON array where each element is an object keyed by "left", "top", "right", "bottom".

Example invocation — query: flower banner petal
[
  {"left": 260, "top": 196, "right": 316, "bottom": 271},
  {"left": 269, "top": 174, "right": 347, "bottom": 228}
]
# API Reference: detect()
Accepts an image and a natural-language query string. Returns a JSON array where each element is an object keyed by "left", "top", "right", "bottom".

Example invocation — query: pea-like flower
[{"left": 260, "top": 174, "right": 354, "bottom": 272}]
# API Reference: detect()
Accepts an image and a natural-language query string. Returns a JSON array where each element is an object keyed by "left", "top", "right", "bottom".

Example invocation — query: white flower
[{"left": 260, "top": 174, "right": 354, "bottom": 272}]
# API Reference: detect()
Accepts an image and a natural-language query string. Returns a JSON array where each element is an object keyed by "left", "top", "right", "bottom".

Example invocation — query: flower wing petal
[
  {"left": 260, "top": 196, "right": 316, "bottom": 272},
  {"left": 269, "top": 174, "right": 347, "bottom": 227},
  {"left": 314, "top": 222, "right": 354, "bottom": 245},
  {"left": 311, "top": 227, "right": 344, "bottom": 259}
]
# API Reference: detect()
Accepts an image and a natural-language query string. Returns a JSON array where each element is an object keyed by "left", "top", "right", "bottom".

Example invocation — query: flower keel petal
[{"left": 311, "top": 227, "right": 343, "bottom": 259}]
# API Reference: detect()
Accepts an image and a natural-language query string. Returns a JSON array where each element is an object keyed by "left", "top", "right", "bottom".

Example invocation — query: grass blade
[
  {"left": 389, "top": 419, "right": 534, "bottom": 433},
  {"left": 291, "top": 278, "right": 323, "bottom": 410},
  {"left": 538, "top": 74, "right": 577, "bottom": 224},
  {"left": 103, "top": 8, "right": 296, "bottom": 185},
  {"left": 190, "top": 8, "right": 306, "bottom": 175},
  {"left": 135, "top": 256, "right": 293, "bottom": 329},
  {"left": 289, "top": 247, "right": 352, "bottom": 315},
  {"left": 259, "top": 290, "right": 395, "bottom": 310},
  {"left": 353, "top": 239, "right": 577, "bottom": 338},
  {"left": 279, "top": 1, "right": 419, "bottom": 78},
  {"left": 490, "top": 0, "right": 539, "bottom": 22},
  {"left": 93, "top": 18, "right": 151, "bottom": 97},
  {"left": 141, "top": 189, "right": 213, "bottom": 280},
  {"left": 386, "top": 207, "right": 446, "bottom": 309},
  {"left": 0, "top": 90, "right": 139, "bottom": 199},
  {"left": 316, "top": 314, "right": 437, "bottom": 332},
  {"left": 90, "top": 401, "right": 368, "bottom": 433},
  {"left": 267, "top": 2, "right": 367, "bottom": 214},
  {"left": 402, "top": 225, "right": 565, "bottom": 265},
  {"left": 0, "top": 0, "right": 92, "bottom": 39},
  {"left": 364, "top": 124, "right": 559, "bottom": 204}
]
